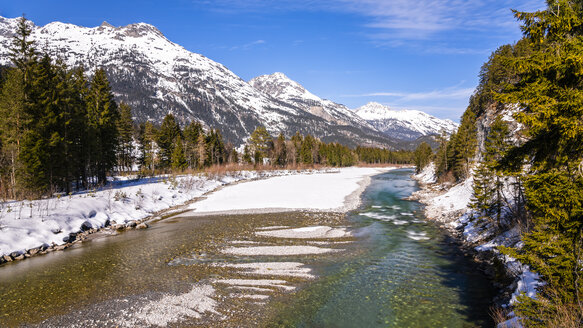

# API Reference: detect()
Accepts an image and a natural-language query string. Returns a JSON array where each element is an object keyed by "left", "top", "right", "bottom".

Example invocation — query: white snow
[
  {"left": 424, "top": 176, "right": 473, "bottom": 221},
  {"left": 124, "top": 284, "right": 219, "bottom": 327},
  {"left": 255, "top": 226, "right": 351, "bottom": 239},
  {"left": 222, "top": 245, "right": 340, "bottom": 256},
  {"left": 354, "top": 102, "right": 458, "bottom": 138},
  {"left": 187, "top": 167, "right": 392, "bottom": 214},
  {"left": 0, "top": 170, "right": 320, "bottom": 258},
  {"left": 213, "top": 279, "right": 295, "bottom": 291},
  {"left": 217, "top": 262, "right": 315, "bottom": 279},
  {"left": 412, "top": 162, "right": 437, "bottom": 184}
]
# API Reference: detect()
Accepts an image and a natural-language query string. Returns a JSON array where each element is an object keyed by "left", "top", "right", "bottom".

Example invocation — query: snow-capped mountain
[
  {"left": 0, "top": 16, "right": 392, "bottom": 147},
  {"left": 250, "top": 72, "right": 371, "bottom": 128},
  {"left": 355, "top": 102, "right": 458, "bottom": 140}
]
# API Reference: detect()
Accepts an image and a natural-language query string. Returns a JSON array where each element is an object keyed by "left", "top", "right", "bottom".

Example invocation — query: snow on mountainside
[
  {"left": 355, "top": 102, "right": 458, "bottom": 141},
  {"left": 0, "top": 16, "right": 393, "bottom": 147},
  {"left": 250, "top": 72, "right": 374, "bottom": 129}
]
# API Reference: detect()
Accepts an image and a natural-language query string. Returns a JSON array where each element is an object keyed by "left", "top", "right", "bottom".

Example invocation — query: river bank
[
  {"left": 0, "top": 168, "right": 349, "bottom": 265},
  {"left": 409, "top": 164, "right": 540, "bottom": 327},
  {"left": 0, "top": 167, "right": 496, "bottom": 327},
  {"left": 0, "top": 167, "right": 394, "bottom": 327}
]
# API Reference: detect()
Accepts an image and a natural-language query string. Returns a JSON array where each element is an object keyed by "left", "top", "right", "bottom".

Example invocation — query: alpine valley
[{"left": 0, "top": 16, "right": 457, "bottom": 148}]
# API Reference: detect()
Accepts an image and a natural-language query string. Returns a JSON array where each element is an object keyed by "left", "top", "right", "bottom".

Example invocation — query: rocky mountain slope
[
  {"left": 355, "top": 102, "right": 458, "bottom": 141},
  {"left": 0, "top": 16, "right": 392, "bottom": 147},
  {"left": 249, "top": 72, "right": 372, "bottom": 128}
]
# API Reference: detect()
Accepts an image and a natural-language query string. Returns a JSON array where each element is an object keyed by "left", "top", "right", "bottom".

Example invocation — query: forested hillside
[{"left": 414, "top": 1, "right": 583, "bottom": 326}]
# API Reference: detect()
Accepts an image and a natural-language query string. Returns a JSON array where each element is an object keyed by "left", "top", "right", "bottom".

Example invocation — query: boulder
[
  {"left": 127, "top": 221, "right": 137, "bottom": 228},
  {"left": 136, "top": 223, "right": 149, "bottom": 230},
  {"left": 81, "top": 221, "right": 93, "bottom": 231}
]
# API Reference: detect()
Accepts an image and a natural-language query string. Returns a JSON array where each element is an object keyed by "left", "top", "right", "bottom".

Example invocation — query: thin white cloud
[
  {"left": 337, "top": 0, "right": 547, "bottom": 41},
  {"left": 230, "top": 39, "right": 266, "bottom": 51},
  {"left": 195, "top": 0, "right": 546, "bottom": 50},
  {"left": 343, "top": 86, "right": 475, "bottom": 102}
]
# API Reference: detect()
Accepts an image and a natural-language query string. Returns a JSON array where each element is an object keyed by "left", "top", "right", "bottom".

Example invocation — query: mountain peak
[
  {"left": 355, "top": 102, "right": 392, "bottom": 120},
  {"left": 354, "top": 102, "right": 458, "bottom": 140},
  {"left": 100, "top": 21, "right": 114, "bottom": 28},
  {"left": 249, "top": 72, "right": 320, "bottom": 102}
]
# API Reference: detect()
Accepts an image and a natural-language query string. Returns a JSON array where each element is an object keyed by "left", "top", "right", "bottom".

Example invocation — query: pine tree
[
  {"left": 274, "top": 133, "right": 287, "bottom": 166},
  {"left": 434, "top": 130, "right": 450, "bottom": 178},
  {"left": 300, "top": 134, "right": 315, "bottom": 165},
  {"left": 9, "top": 16, "right": 37, "bottom": 97},
  {"left": 413, "top": 142, "right": 433, "bottom": 173},
  {"left": 183, "top": 121, "right": 203, "bottom": 169},
  {"left": 242, "top": 145, "right": 252, "bottom": 164},
  {"left": 156, "top": 114, "right": 181, "bottom": 169},
  {"left": 138, "top": 121, "right": 158, "bottom": 175},
  {"left": 0, "top": 69, "right": 25, "bottom": 197},
  {"left": 70, "top": 66, "right": 89, "bottom": 189},
  {"left": 452, "top": 109, "right": 477, "bottom": 180},
  {"left": 116, "top": 102, "right": 134, "bottom": 173},
  {"left": 248, "top": 126, "right": 272, "bottom": 164},
  {"left": 171, "top": 135, "right": 187, "bottom": 171},
  {"left": 196, "top": 132, "right": 207, "bottom": 169},
  {"left": 497, "top": 1, "right": 583, "bottom": 324},
  {"left": 86, "top": 68, "right": 119, "bottom": 185}
]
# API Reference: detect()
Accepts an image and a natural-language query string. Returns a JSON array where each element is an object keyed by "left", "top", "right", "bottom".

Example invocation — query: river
[{"left": 0, "top": 168, "right": 494, "bottom": 327}]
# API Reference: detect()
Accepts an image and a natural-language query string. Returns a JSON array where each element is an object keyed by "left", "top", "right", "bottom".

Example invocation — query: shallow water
[
  {"left": 266, "top": 169, "right": 495, "bottom": 327},
  {"left": 0, "top": 168, "right": 494, "bottom": 327}
]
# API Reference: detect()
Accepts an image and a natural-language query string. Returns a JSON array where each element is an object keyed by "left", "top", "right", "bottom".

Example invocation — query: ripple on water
[{"left": 406, "top": 230, "right": 430, "bottom": 241}]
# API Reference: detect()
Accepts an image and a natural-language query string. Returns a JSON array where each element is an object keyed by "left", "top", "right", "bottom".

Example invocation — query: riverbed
[{"left": 0, "top": 168, "right": 494, "bottom": 327}]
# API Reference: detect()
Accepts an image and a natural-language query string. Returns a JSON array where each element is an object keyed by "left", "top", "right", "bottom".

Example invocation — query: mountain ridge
[
  {"left": 0, "top": 16, "right": 453, "bottom": 148},
  {"left": 354, "top": 102, "right": 458, "bottom": 140}
]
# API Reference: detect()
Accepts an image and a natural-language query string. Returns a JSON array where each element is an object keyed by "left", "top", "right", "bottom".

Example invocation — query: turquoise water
[
  {"left": 0, "top": 169, "right": 494, "bottom": 327},
  {"left": 268, "top": 168, "right": 495, "bottom": 327}
]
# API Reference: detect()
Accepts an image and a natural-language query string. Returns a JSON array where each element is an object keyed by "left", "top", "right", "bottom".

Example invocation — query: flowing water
[{"left": 0, "top": 169, "right": 494, "bottom": 327}]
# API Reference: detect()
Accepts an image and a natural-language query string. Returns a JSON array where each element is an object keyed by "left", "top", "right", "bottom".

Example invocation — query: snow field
[
  {"left": 0, "top": 169, "right": 321, "bottom": 258},
  {"left": 187, "top": 167, "right": 392, "bottom": 214}
]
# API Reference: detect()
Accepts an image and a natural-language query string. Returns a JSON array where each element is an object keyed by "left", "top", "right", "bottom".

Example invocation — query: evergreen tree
[
  {"left": 452, "top": 109, "right": 478, "bottom": 180},
  {"left": 183, "top": 121, "right": 203, "bottom": 169},
  {"left": 156, "top": 114, "right": 181, "bottom": 169},
  {"left": 0, "top": 69, "right": 25, "bottom": 197},
  {"left": 171, "top": 135, "right": 187, "bottom": 171},
  {"left": 86, "top": 68, "right": 119, "bottom": 185},
  {"left": 138, "top": 121, "right": 157, "bottom": 175},
  {"left": 300, "top": 134, "right": 315, "bottom": 165},
  {"left": 116, "top": 102, "right": 134, "bottom": 173},
  {"left": 471, "top": 116, "right": 511, "bottom": 227},
  {"left": 196, "top": 132, "right": 207, "bottom": 169},
  {"left": 248, "top": 126, "right": 272, "bottom": 164},
  {"left": 434, "top": 130, "right": 450, "bottom": 177},
  {"left": 242, "top": 145, "right": 252, "bottom": 164},
  {"left": 413, "top": 142, "right": 433, "bottom": 173},
  {"left": 230, "top": 148, "right": 239, "bottom": 164},
  {"left": 9, "top": 16, "right": 37, "bottom": 96},
  {"left": 497, "top": 1, "right": 583, "bottom": 324},
  {"left": 274, "top": 133, "right": 287, "bottom": 166}
]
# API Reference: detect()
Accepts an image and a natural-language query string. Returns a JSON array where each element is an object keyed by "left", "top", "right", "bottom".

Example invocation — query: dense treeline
[
  {"left": 0, "top": 17, "right": 121, "bottom": 197},
  {"left": 0, "top": 17, "right": 411, "bottom": 200},
  {"left": 421, "top": 1, "right": 583, "bottom": 326},
  {"left": 496, "top": 2, "right": 583, "bottom": 326},
  {"left": 245, "top": 126, "right": 412, "bottom": 167}
]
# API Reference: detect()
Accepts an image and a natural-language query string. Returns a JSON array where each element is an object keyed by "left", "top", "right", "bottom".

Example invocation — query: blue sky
[{"left": 1, "top": 0, "right": 545, "bottom": 122}]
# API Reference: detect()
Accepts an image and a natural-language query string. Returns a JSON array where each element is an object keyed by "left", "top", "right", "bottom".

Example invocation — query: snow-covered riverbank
[
  {"left": 0, "top": 169, "right": 316, "bottom": 261},
  {"left": 0, "top": 167, "right": 392, "bottom": 264},
  {"left": 410, "top": 164, "right": 540, "bottom": 327},
  {"left": 185, "top": 167, "right": 391, "bottom": 215}
]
